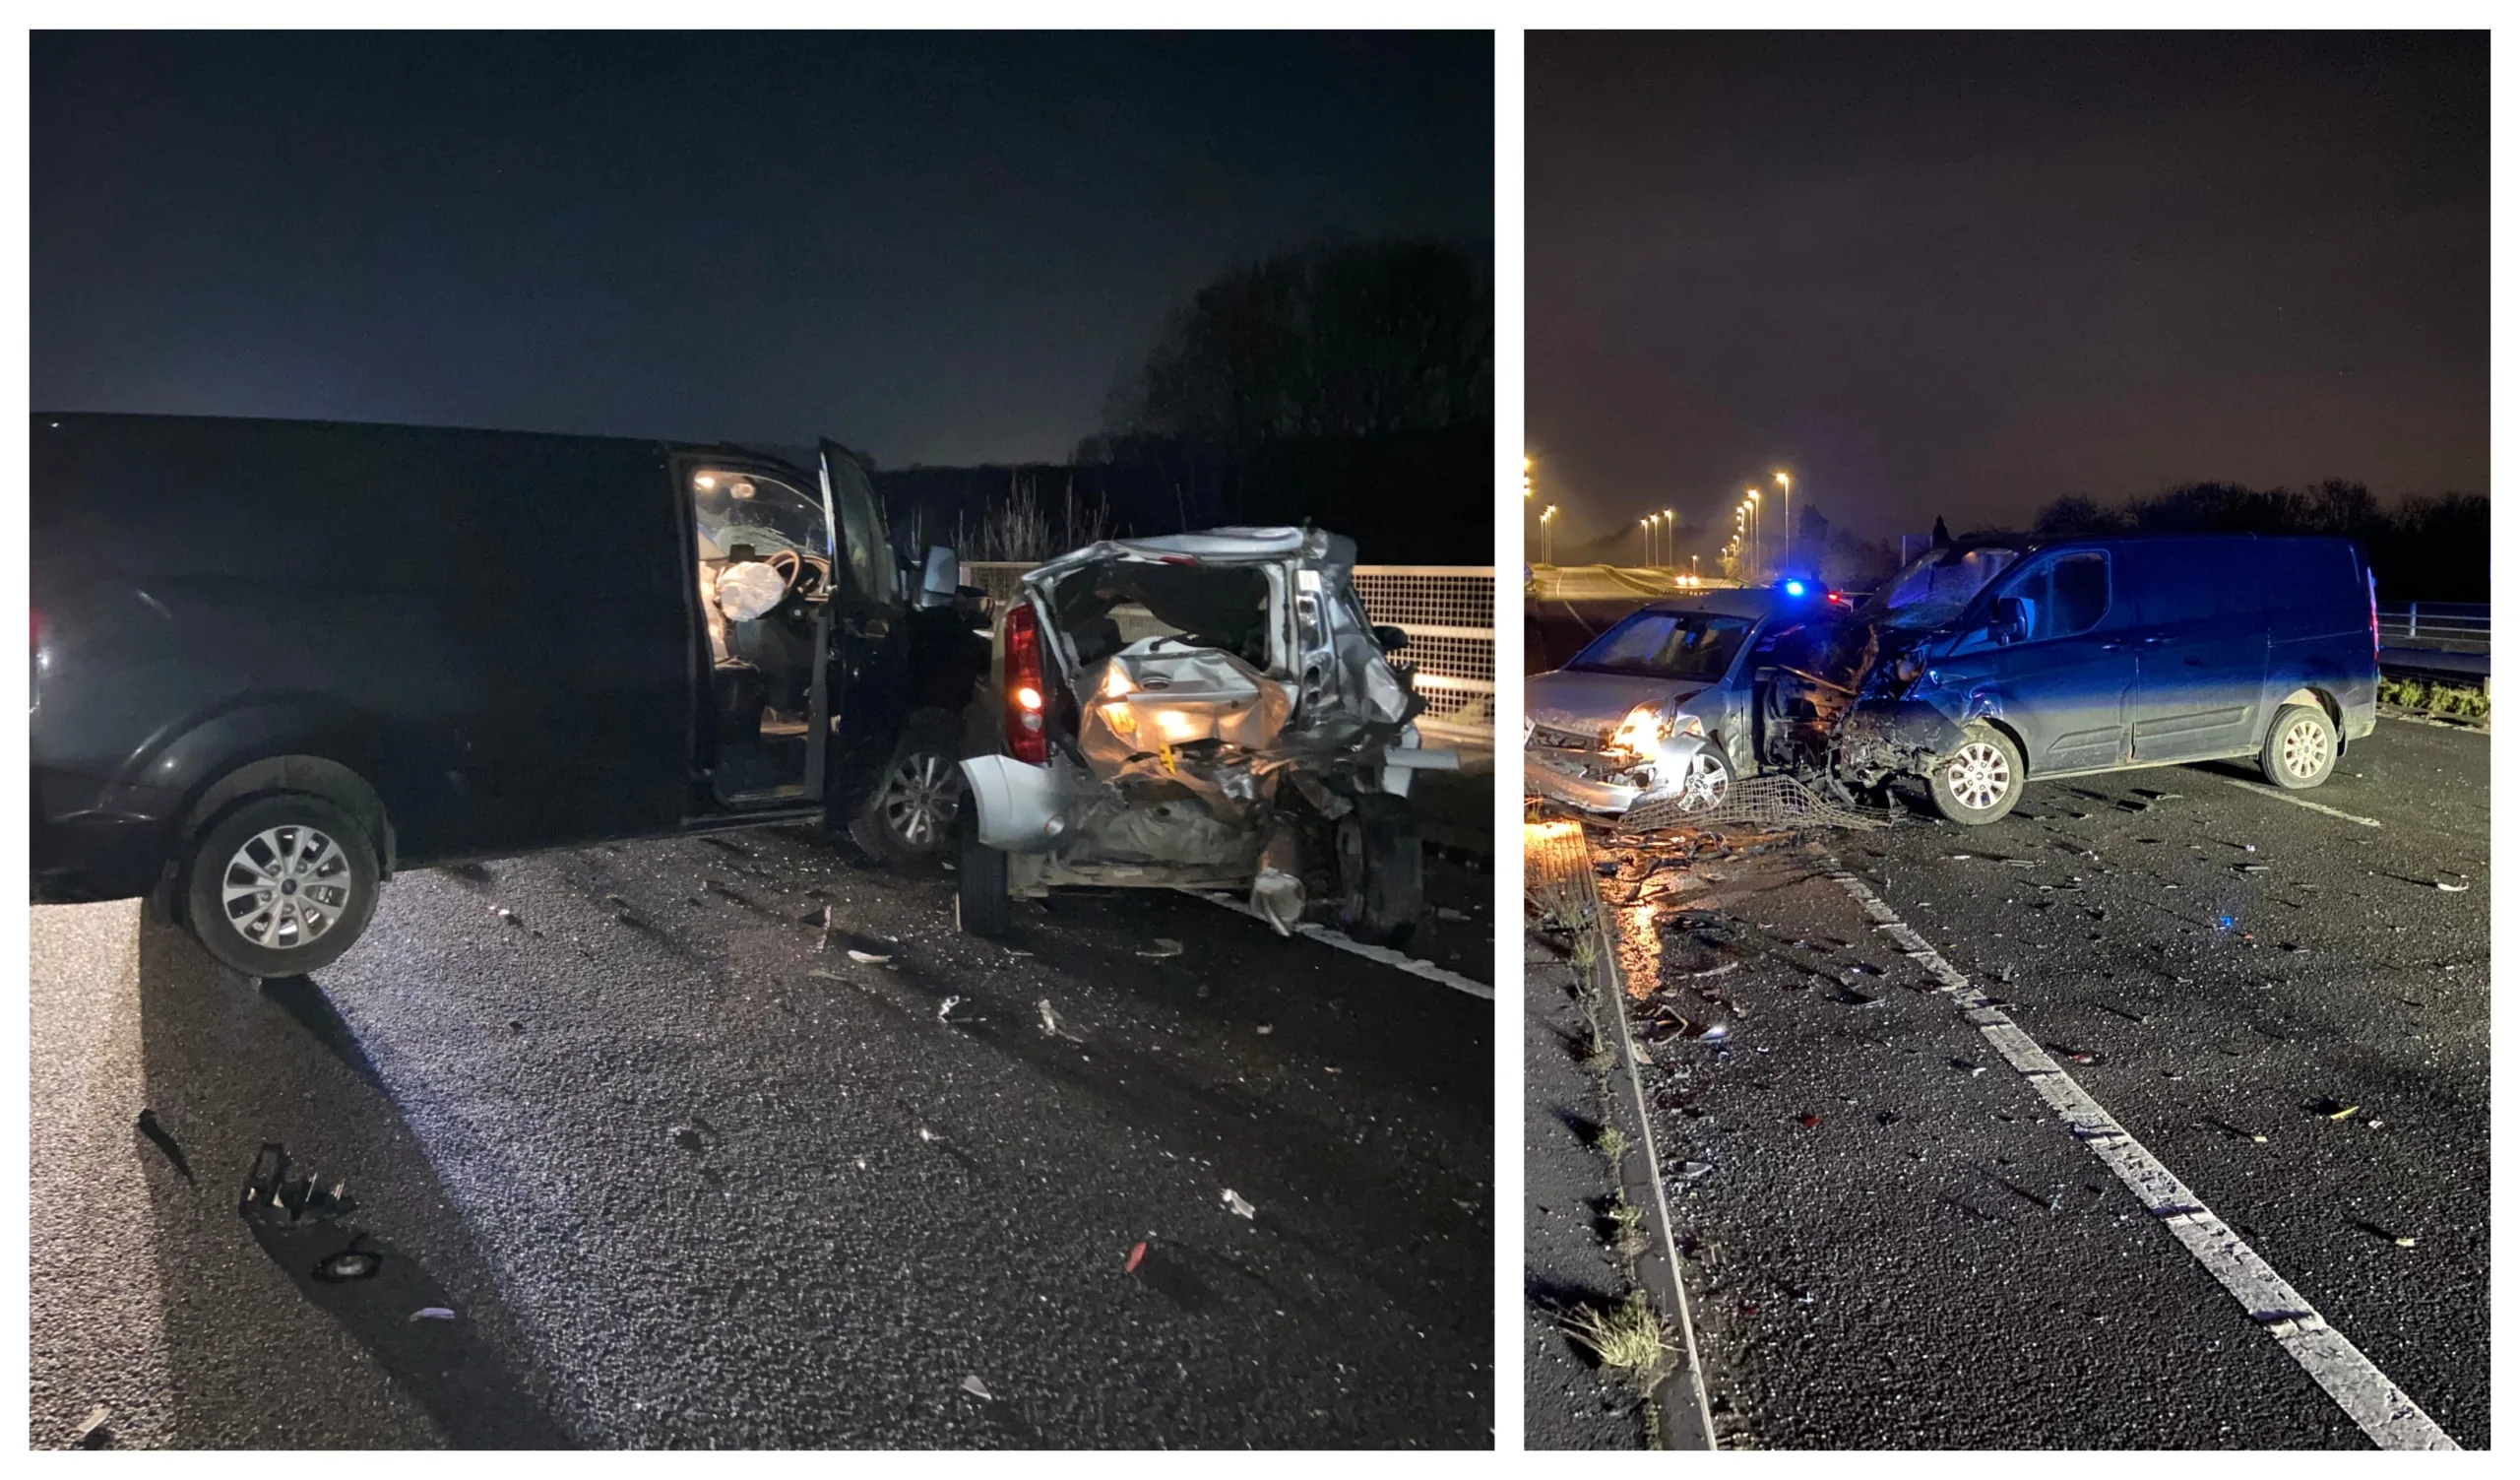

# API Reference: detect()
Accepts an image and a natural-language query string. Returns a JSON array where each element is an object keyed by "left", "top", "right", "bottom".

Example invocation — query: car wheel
[
  {"left": 953, "top": 801, "right": 1011, "bottom": 937},
  {"left": 2260, "top": 703, "right": 2338, "bottom": 790},
  {"left": 1334, "top": 794, "right": 1422, "bottom": 949},
  {"left": 1928, "top": 723, "right": 2025, "bottom": 825},
  {"left": 1668, "top": 742, "right": 1732, "bottom": 814},
  {"left": 849, "top": 711, "right": 965, "bottom": 865},
  {"left": 182, "top": 794, "right": 381, "bottom": 977}
]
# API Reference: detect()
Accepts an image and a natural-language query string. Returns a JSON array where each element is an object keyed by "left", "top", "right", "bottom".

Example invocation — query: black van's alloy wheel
[
  {"left": 953, "top": 801, "right": 1012, "bottom": 937},
  {"left": 2261, "top": 704, "right": 2338, "bottom": 790},
  {"left": 183, "top": 794, "right": 381, "bottom": 976},
  {"left": 1929, "top": 723, "right": 2025, "bottom": 825},
  {"left": 850, "top": 712, "right": 965, "bottom": 865}
]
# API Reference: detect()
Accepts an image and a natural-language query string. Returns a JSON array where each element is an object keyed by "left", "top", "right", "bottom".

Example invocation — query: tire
[
  {"left": 1667, "top": 740, "right": 1733, "bottom": 814},
  {"left": 953, "top": 802, "right": 1011, "bottom": 937},
  {"left": 181, "top": 794, "right": 382, "bottom": 977},
  {"left": 848, "top": 711, "right": 965, "bottom": 865},
  {"left": 1334, "top": 794, "right": 1422, "bottom": 948},
  {"left": 1927, "top": 723, "right": 2025, "bottom": 825},
  {"left": 2260, "top": 703, "right": 2338, "bottom": 790}
]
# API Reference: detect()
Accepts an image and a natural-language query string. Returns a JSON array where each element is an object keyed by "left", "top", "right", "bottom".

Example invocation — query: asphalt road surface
[
  {"left": 1576, "top": 717, "right": 2488, "bottom": 1448},
  {"left": 31, "top": 824, "right": 1493, "bottom": 1448}
]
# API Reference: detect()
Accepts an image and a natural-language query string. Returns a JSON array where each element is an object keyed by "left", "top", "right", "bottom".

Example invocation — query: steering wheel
[{"left": 764, "top": 549, "right": 805, "bottom": 607}]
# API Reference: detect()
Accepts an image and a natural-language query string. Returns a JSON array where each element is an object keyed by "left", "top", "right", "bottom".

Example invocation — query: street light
[
  {"left": 1774, "top": 471, "right": 1792, "bottom": 572},
  {"left": 1638, "top": 515, "right": 1653, "bottom": 568},
  {"left": 1745, "top": 488, "right": 1763, "bottom": 578},
  {"left": 1539, "top": 504, "right": 1557, "bottom": 565},
  {"left": 1523, "top": 455, "right": 1533, "bottom": 499}
]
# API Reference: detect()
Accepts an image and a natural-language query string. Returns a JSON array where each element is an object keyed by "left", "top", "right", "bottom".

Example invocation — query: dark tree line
[
  {"left": 2031, "top": 481, "right": 2488, "bottom": 602},
  {"left": 876, "top": 239, "right": 1494, "bottom": 567}
]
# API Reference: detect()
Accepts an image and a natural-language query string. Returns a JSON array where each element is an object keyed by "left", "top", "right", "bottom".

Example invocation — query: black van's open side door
[{"left": 818, "top": 440, "right": 914, "bottom": 820}]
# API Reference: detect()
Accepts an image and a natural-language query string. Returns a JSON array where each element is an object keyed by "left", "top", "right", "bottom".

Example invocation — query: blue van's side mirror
[{"left": 1989, "top": 595, "right": 2029, "bottom": 644}]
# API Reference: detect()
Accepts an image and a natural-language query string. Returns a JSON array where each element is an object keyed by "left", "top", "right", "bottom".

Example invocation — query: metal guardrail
[
  {"left": 2376, "top": 602, "right": 2488, "bottom": 654},
  {"left": 961, "top": 559, "right": 1494, "bottom": 740}
]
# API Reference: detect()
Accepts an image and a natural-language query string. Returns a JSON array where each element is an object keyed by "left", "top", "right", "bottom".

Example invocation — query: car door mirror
[
  {"left": 916, "top": 546, "right": 960, "bottom": 608},
  {"left": 1373, "top": 624, "right": 1410, "bottom": 654},
  {"left": 1989, "top": 595, "right": 2028, "bottom": 644}
]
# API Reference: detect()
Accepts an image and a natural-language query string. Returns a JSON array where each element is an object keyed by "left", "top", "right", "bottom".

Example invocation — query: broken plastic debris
[
  {"left": 1124, "top": 1241, "right": 1147, "bottom": 1273},
  {"left": 1221, "top": 1189, "right": 1256, "bottom": 1219},
  {"left": 1796, "top": 1114, "right": 1821, "bottom": 1129},
  {"left": 314, "top": 1248, "right": 382, "bottom": 1282},
  {"left": 960, "top": 1375, "right": 993, "bottom": 1400},
  {"left": 937, "top": 996, "right": 965, "bottom": 1023},
  {"left": 72, "top": 1405, "right": 110, "bottom": 1448},
  {"left": 409, "top": 1307, "right": 457, "bottom": 1321},
  {"left": 2434, "top": 880, "right": 2470, "bottom": 892},
  {"left": 1037, "top": 998, "right": 1082, "bottom": 1041},
  {"left": 1138, "top": 937, "right": 1184, "bottom": 959},
  {"left": 1678, "top": 1160, "right": 1714, "bottom": 1180},
  {"left": 848, "top": 948, "right": 893, "bottom": 964},
  {"left": 2320, "top": 1101, "right": 2362, "bottom": 1121},
  {"left": 1256, "top": 1023, "right": 1274, "bottom": 1036}
]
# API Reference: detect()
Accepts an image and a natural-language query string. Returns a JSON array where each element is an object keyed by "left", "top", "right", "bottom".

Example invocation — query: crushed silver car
[
  {"left": 1524, "top": 583, "right": 1847, "bottom": 822},
  {"left": 954, "top": 526, "right": 1457, "bottom": 945}
]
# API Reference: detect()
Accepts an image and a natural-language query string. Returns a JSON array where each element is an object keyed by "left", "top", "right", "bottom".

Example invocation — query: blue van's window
[
  {"left": 1999, "top": 551, "right": 2109, "bottom": 642},
  {"left": 1569, "top": 611, "right": 1754, "bottom": 681}
]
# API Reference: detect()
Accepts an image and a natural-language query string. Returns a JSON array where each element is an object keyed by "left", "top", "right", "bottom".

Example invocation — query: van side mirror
[
  {"left": 918, "top": 546, "right": 959, "bottom": 608},
  {"left": 1989, "top": 596, "right": 2028, "bottom": 644},
  {"left": 1373, "top": 624, "right": 1410, "bottom": 654}
]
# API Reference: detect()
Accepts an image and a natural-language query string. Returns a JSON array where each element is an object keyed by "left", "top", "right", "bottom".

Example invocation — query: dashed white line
[
  {"left": 2200, "top": 773, "right": 2382, "bottom": 828},
  {"left": 1178, "top": 889, "right": 1495, "bottom": 999},
  {"left": 1819, "top": 855, "right": 2457, "bottom": 1450}
]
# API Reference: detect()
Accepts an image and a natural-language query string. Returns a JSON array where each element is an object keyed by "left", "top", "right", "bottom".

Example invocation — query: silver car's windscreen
[{"left": 1567, "top": 611, "right": 1754, "bottom": 682}]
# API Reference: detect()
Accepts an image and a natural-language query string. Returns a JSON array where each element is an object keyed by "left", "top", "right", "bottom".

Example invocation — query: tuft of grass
[
  {"left": 1607, "top": 1194, "right": 1649, "bottom": 1257},
  {"left": 1569, "top": 931, "right": 1600, "bottom": 976},
  {"left": 1595, "top": 1124, "right": 1629, "bottom": 1163},
  {"left": 1560, "top": 1290, "right": 1672, "bottom": 1389},
  {"left": 2379, "top": 675, "right": 2488, "bottom": 721}
]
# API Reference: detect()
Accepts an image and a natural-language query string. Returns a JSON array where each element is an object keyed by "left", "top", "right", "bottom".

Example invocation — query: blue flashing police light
[{"left": 1783, "top": 579, "right": 1807, "bottom": 598}]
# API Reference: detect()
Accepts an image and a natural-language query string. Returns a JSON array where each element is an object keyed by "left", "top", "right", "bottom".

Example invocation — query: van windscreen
[{"left": 1864, "top": 546, "right": 2023, "bottom": 629}]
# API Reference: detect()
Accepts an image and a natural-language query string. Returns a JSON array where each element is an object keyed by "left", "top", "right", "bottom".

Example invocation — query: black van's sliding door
[{"left": 817, "top": 440, "right": 912, "bottom": 811}]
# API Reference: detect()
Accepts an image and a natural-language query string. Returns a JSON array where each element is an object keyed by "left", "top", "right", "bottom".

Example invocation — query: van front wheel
[
  {"left": 1928, "top": 724, "right": 2024, "bottom": 825},
  {"left": 2260, "top": 704, "right": 2338, "bottom": 790},
  {"left": 182, "top": 794, "right": 382, "bottom": 977}
]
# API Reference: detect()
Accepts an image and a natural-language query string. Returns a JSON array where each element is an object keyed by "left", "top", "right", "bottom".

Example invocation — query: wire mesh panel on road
[{"left": 1619, "top": 774, "right": 1891, "bottom": 835}]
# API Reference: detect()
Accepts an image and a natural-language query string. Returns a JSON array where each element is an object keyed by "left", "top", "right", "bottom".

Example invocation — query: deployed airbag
[{"left": 715, "top": 561, "right": 788, "bottom": 622}]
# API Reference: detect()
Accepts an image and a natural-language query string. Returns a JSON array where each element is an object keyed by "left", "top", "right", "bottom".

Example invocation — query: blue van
[{"left": 1815, "top": 534, "right": 2380, "bottom": 822}]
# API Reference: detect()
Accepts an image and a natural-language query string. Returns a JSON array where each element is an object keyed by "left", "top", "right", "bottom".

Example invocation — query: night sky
[
  {"left": 33, "top": 32, "right": 1491, "bottom": 467},
  {"left": 1529, "top": 32, "right": 2488, "bottom": 554}
]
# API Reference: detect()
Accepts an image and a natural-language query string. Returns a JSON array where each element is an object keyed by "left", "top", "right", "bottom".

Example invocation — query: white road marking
[
  {"left": 1819, "top": 857, "right": 2457, "bottom": 1450},
  {"left": 2201, "top": 773, "right": 2382, "bottom": 828},
  {"left": 1178, "top": 889, "right": 1495, "bottom": 999}
]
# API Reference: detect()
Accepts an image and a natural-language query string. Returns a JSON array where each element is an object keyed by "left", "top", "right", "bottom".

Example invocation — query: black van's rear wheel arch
[{"left": 180, "top": 792, "right": 383, "bottom": 976}]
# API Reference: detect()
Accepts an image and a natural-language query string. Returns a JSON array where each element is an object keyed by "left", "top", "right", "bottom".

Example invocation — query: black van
[
  {"left": 1776, "top": 534, "right": 2380, "bottom": 823},
  {"left": 31, "top": 412, "right": 981, "bottom": 974}
]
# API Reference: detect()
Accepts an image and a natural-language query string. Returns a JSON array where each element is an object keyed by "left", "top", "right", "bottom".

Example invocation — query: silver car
[{"left": 1525, "top": 586, "right": 1836, "bottom": 821}]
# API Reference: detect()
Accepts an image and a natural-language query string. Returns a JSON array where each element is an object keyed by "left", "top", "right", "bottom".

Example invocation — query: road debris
[
  {"left": 409, "top": 1306, "right": 457, "bottom": 1321},
  {"left": 1221, "top": 1188, "right": 1257, "bottom": 1219},
  {"left": 71, "top": 1404, "right": 110, "bottom": 1448},
  {"left": 848, "top": 948, "right": 894, "bottom": 964},
  {"left": 1125, "top": 1240, "right": 1148, "bottom": 1273},
  {"left": 1037, "top": 998, "right": 1083, "bottom": 1041},
  {"left": 670, "top": 1125, "right": 705, "bottom": 1152},
  {"left": 135, "top": 1108, "right": 192, "bottom": 1181},
  {"left": 1138, "top": 937, "right": 1184, "bottom": 959},
  {"left": 2318, "top": 1100, "right": 2362, "bottom": 1121},
  {"left": 937, "top": 995, "right": 966, "bottom": 1023},
  {"left": 961, "top": 1375, "right": 994, "bottom": 1400},
  {"left": 2433, "top": 880, "right": 2470, "bottom": 893},
  {"left": 1797, "top": 1113, "right": 1822, "bottom": 1128}
]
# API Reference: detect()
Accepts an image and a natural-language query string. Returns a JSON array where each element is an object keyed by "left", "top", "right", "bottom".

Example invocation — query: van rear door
[{"left": 2121, "top": 538, "right": 2272, "bottom": 764}]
